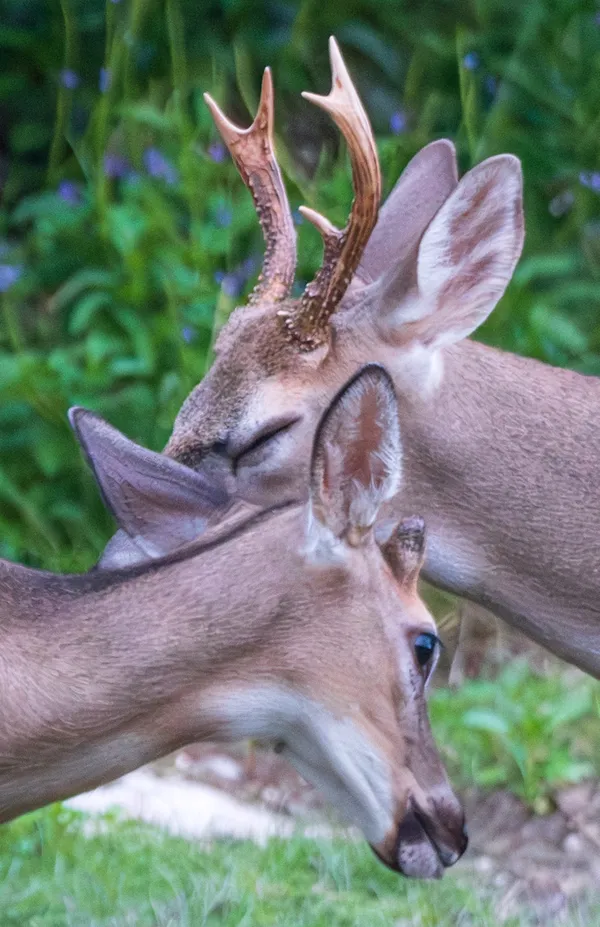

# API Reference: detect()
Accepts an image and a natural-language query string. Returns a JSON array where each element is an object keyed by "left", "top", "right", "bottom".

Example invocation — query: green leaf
[
  {"left": 51, "top": 270, "right": 117, "bottom": 315},
  {"left": 530, "top": 304, "right": 589, "bottom": 355},
  {"left": 547, "top": 688, "right": 593, "bottom": 729},
  {"left": 461, "top": 710, "right": 510, "bottom": 736},
  {"left": 69, "top": 292, "right": 114, "bottom": 336}
]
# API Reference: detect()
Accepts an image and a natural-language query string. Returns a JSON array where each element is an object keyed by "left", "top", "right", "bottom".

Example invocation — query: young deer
[
  {"left": 126, "top": 37, "right": 599, "bottom": 677},
  {"left": 0, "top": 366, "right": 467, "bottom": 880}
]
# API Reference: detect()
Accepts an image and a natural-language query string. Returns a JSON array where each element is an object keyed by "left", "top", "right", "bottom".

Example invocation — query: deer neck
[
  {"left": 396, "top": 338, "right": 600, "bottom": 677},
  {"left": 0, "top": 508, "right": 296, "bottom": 821}
]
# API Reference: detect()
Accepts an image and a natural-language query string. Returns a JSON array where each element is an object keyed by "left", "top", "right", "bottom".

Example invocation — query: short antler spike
[
  {"left": 279, "top": 37, "right": 382, "bottom": 350},
  {"left": 204, "top": 68, "right": 297, "bottom": 305}
]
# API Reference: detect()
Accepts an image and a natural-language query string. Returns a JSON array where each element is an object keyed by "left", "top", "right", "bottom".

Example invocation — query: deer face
[
  {"left": 191, "top": 364, "right": 466, "bottom": 878},
  {"left": 73, "top": 365, "right": 467, "bottom": 878},
  {"left": 162, "top": 38, "right": 523, "bottom": 513}
]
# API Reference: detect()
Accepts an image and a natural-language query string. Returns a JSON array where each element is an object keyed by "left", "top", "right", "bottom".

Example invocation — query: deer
[
  {"left": 95, "top": 37, "right": 600, "bottom": 677},
  {"left": 0, "top": 365, "right": 467, "bottom": 880}
]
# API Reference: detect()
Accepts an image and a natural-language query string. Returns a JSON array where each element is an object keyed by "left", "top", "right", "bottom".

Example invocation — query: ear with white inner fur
[
  {"left": 69, "top": 407, "right": 231, "bottom": 564},
  {"left": 408, "top": 154, "right": 523, "bottom": 348},
  {"left": 307, "top": 364, "right": 401, "bottom": 551},
  {"left": 368, "top": 154, "right": 523, "bottom": 349},
  {"left": 355, "top": 139, "right": 458, "bottom": 286}
]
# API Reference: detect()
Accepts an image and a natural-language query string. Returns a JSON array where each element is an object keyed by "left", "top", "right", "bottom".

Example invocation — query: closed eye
[{"left": 231, "top": 417, "right": 300, "bottom": 468}]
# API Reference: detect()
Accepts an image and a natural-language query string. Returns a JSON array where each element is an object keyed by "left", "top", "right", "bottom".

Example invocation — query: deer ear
[
  {"left": 412, "top": 155, "right": 523, "bottom": 348},
  {"left": 307, "top": 364, "right": 401, "bottom": 554},
  {"left": 368, "top": 154, "right": 523, "bottom": 349},
  {"left": 69, "top": 408, "right": 230, "bottom": 564},
  {"left": 355, "top": 139, "right": 458, "bottom": 286}
]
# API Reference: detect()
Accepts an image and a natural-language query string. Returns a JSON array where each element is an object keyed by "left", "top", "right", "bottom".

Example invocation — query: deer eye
[
  {"left": 414, "top": 632, "right": 441, "bottom": 676},
  {"left": 232, "top": 418, "right": 299, "bottom": 469}
]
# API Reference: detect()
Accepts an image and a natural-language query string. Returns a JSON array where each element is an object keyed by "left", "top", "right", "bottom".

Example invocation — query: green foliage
[
  {"left": 1, "top": 803, "right": 597, "bottom": 926},
  {"left": 430, "top": 660, "right": 600, "bottom": 810}
]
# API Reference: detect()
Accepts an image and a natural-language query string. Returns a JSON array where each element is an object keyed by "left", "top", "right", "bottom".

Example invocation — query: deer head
[
  {"left": 68, "top": 365, "right": 466, "bottom": 877},
  {"left": 157, "top": 36, "right": 523, "bottom": 511}
]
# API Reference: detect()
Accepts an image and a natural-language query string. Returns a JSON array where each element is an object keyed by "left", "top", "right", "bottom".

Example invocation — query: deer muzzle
[{"left": 371, "top": 798, "right": 468, "bottom": 879}]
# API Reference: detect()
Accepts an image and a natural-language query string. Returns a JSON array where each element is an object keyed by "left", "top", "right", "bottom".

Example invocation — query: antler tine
[
  {"left": 204, "top": 69, "right": 296, "bottom": 305},
  {"left": 279, "top": 37, "right": 382, "bottom": 351}
]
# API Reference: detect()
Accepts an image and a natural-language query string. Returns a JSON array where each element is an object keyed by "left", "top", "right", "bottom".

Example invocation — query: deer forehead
[{"left": 169, "top": 311, "right": 325, "bottom": 453}]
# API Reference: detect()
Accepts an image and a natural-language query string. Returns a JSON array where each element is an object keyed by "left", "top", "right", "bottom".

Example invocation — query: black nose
[
  {"left": 434, "top": 819, "right": 468, "bottom": 866},
  {"left": 408, "top": 804, "right": 469, "bottom": 865}
]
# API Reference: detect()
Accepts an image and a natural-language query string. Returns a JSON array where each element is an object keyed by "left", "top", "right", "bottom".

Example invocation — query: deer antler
[
  {"left": 279, "top": 37, "right": 382, "bottom": 351},
  {"left": 204, "top": 69, "right": 296, "bottom": 305}
]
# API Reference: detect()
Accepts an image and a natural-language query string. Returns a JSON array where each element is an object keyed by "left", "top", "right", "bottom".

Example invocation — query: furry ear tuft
[{"left": 306, "top": 364, "right": 401, "bottom": 557}]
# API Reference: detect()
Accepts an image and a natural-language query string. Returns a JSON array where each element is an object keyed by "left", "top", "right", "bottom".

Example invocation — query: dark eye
[
  {"left": 232, "top": 418, "right": 299, "bottom": 469},
  {"left": 414, "top": 633, "right": 440, "bottom": 670}
]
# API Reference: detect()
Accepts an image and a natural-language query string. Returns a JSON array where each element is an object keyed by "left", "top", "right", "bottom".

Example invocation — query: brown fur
[
  {"left": 0, "top": 386, "right": 467, "bottom": 875},
  {"left": 158, "top": 136, "right": 600, "bottom": 678},
  {"left": 162, "top": 294, "right": 600, "bottom": 679}
]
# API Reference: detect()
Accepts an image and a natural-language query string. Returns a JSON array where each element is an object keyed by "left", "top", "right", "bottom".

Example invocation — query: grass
[
  {"left": 1, "top": 803, "right": 596, "bottom": 927},
  {"left": 430, "top": 659, "right": 600, "bottom": 811},
  {"left": 0, "top": 663, "right": 599, "bottom": 925}
]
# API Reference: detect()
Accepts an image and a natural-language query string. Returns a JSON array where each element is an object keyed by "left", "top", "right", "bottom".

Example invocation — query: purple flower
[
  {"left": 57, "top": 180, "right": 82, "bottom": 206},
  {"left": 181, "top": 325, "right": 196, "bottom": 344},
  {"left": 99, "top": 67, "right": 112, "bottom": 93},
  {"left": 104, "top": 152, "right": 131, "bottom": 179},
  {"left": 389, "top": 110, "right": 407, "bottom": 135},
  {"left": 580, "top": 171, "right": 600, "bottom": 192},
  {"left": 215, "top": 204, "right": 233, "bottom": 227},
  {"left": 0, "top": 265, "right": 22, "bottom": 292},
  {"left": 143, "top": 148, "right": 179, "bottom": 185},
  {"left": 462, "top": 52, "right": 480, "bottom": 71},
  {"left": 292, "top": 209, "right": 304, "bottom": 226},
  {"left": 485, "top": 75, "right": 497, "bottom": 97},
  {"left": 60, "top": 68, "right": 80, "bottom": 90},
  {"left": 222, "top": 273, "right": 242, "bottom": 298},
  {"left": 208, "top": 141, "right": 227, "bottom": 163},
  {"left": 240, "top": 256, "right": 258, "bottom": 280},
  {"left": 214, "top": 270, "right": 225, "bottom": 285}
]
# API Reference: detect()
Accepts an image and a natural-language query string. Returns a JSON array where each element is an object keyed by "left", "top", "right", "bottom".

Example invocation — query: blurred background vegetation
[{"left": 1, "top": 3, "right": 600, "bottom": 921}]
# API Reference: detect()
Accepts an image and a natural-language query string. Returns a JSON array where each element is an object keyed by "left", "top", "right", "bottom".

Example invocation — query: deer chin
[{"left": 211, "top": 684, "right": 394, "bottom": 845}]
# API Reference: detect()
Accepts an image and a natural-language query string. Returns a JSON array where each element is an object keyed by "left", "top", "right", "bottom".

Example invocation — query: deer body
[
  {"left": 0, "top": 367, "right": 468, "bottom": 879},
  {"left": 1, "top": 505, "right": 397, "bottom": 825},
  {"left": 394, "top": 340, "right": 600, "bottom": 677},
  {"left": 0, "top": 509, "right": 298, "bottom": 821}
]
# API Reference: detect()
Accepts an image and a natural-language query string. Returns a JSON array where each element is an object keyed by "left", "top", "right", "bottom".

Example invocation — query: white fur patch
[
  {"left": 416, "top": 155, "right": 523, "bottom": 348},
  {"left": 214, "top": 685, "right": 393, "bottom": 844}
]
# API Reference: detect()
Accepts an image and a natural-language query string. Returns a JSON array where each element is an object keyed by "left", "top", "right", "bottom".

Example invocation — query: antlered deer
[
  {"left": 0, "top": 366, "right": 467, "bottom": 879},
  {"left": 113, "top": 37, "right": 598, "bottom": 677}
]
